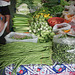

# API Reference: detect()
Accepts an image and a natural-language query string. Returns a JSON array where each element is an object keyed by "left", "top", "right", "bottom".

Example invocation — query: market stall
[{"left": 0, "top": 0, "right": 75, "bottom": 75}]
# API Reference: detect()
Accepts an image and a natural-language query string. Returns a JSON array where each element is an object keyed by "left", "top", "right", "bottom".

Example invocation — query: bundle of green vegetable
[
  {"left": 16, "top": 3, "right": 30, "bottom": 15},
  {"left": 16, "top": 0, "right": 33, "bottom": 8},
  {"left": 60, "top": 0, "right": 70, "bottom": 6},
  {"left": 42, "top": 0, "right": 59, "bottom": 8},
  {"left": 13, "top": 14, "right": 31, "bottom": 33},
  {"left": 49, "top": 5, "right": 64, "bottom": 17},
  {"left": 0, "top": 42, "right": 52, "bottom": 72},
  {"left": 16, "top": 0, "right": 42, "bottom": 14},
  {"left": 29, "top": 15, "right": 55, "bottom": 43}
]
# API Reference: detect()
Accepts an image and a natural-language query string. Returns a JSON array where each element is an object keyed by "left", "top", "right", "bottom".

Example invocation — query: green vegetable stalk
[{"left": 0, "top": 42, "right": 53, "bottom": 72}]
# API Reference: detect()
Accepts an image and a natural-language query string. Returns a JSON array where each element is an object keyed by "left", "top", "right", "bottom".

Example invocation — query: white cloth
[
  {"left": 0, "top": 22, "right": 8, "bottom": 36},
  {"left": 0, "top": 0, "right": 10, "bottom": 7}
]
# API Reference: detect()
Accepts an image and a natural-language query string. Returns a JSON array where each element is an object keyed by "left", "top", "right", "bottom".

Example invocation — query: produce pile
[
  {"left": 49, "top": 5, "right": 64, "bottom": 17},
  {"left": 52, "top": 34, "right": 75, "bottom": 64},
  {"left": 29, "top": 14, "right": 55, "bottom": 43},
  {"left": 1, "top": 0, "right": 75, "bottom": 74},
  {"left": 60, "top": 0, "right": 70, "bottom": 6},
  {"left": 16, "top": 0, "right": 33, "bottom": 10},
  {"left": 16, "top": 3, "right": 30, "bottom": 15},
  {"left": 42, "top": 0, "right": 59, "bottom": 7},
  {"left": 0, "top": 42, "right": 52, "bottom": 71},
  {"left": 42, "top": 0, "right": 70, "bottom": 8},
  {"left": 16, "top": 0, "right": 42, "bottom": 14},
  {"left": 52, "top": 42, "right": 75, "bottom": 63},
  {"left": 13, "top": 6, "right": 56, "bottom": 43},
  {"left": 12, "top": 14, "right": 31, "bottom": 33}
]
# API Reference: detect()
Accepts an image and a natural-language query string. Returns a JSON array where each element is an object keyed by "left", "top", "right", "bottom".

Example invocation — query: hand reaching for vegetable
[{"left": 3, "top": 0, "right": 10, "bottom": 2}]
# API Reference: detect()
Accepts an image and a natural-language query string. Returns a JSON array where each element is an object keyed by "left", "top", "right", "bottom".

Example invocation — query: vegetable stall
[{"left": 0, "top": 0, "right": 75, "bottom": 75}]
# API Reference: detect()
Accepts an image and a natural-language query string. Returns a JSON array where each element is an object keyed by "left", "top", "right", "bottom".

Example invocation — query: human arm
[
  {"left": 0, "top": 14, "right": 5, "bottom": 22},
  {"left": 0, "top": 20, "right": 5, "bottom": 32}
]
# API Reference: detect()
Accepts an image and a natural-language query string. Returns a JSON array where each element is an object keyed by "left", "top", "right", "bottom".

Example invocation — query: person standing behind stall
[{"left": 0, "top": 0, "right": 10, "bottom": 33}]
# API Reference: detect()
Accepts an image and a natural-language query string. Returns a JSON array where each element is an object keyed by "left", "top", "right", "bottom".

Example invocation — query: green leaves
[
  {"left": 49, "top": 5, "right": 64, "bottom": 16},
  {"left": 60, "top": 0, "right": 70, "bottom": 6}
]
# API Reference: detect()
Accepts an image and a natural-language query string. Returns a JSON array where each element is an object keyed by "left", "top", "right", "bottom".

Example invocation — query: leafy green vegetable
[
  {"left": 49, "top": 5, "right": 64, "bottom": 16},
  {"left": 52, "top": 42, "right": 75, "bottom": 64},
  {"left": 42, "top": 0, "right": 59, "bottom": 8},
  {"left": 60, "top": 0, "right": 70, "bottom": 6}
]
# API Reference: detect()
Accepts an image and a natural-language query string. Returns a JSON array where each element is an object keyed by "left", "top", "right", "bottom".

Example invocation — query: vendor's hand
[{"left": 3, "top": 0, "right": 10, "bottom": 2}]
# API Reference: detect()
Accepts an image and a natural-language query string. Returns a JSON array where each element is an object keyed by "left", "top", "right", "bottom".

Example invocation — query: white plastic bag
[
  {"left": 64, "top": 5, "right": 70, "bottom": 11},
  {"left": 5, "top": 32, "right": 38, "bottom": 43},
  {"left": 0, "top": 22, "right": 8, "bottom": 37},
  {"left": 53, "top": 23, "right": 71, "bottom": 32},
  {"left": 71, "top": 16, "right": 75, "bottom": 23},
  {"left": 64, "top": 13, "right": 74, "bottom": 21},
  {"left": 69, "top": 3, "right": 75, "bottom": 15},
  {"left": 52, "top": 34, "right": 75, "bottom": 63},
  {"left": 53, "top": 34, "right": 75, "bottom": 45},
  {"left": 63, "top": 11, "right": 69, "bottom": 15}
]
